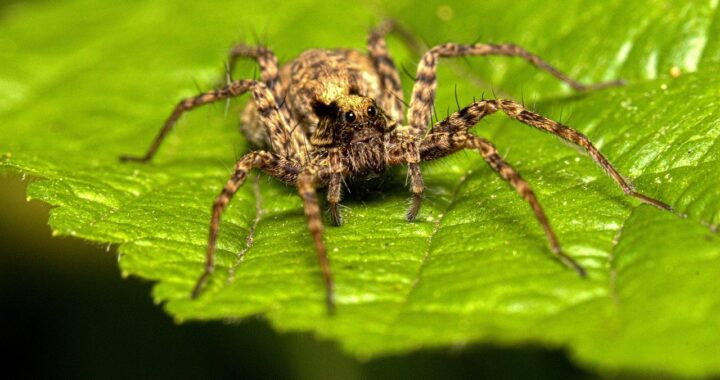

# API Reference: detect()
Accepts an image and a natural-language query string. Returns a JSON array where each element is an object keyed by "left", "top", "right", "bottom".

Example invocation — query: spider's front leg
[
  {"left": 405, "top": 141, "right": 424, "bottom": 222},
  {"left": 466, "top": 135, "right": 586, "bottom": 275},
  {"left": 297, "top": 171, "right": 335, "bottom": 314},
  {"left": 417, "top": 127, "right": 585, "bottom": 274},
  {"left": 416, "top": 98, "right": 674, "bottom": 274},
  {"left": 326, "top": 148, "right": 344, "bottom": 226},
  {"left": 192, "top": 151, "right": 300, "bottom": 298},
  {"left": 423, "top": 99, "right": 673, "bottom": 211}
]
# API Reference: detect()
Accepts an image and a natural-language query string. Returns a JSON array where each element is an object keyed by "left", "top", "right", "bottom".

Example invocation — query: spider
[{"left": 121, "top": 20, "right": 673, "bottom": 313}]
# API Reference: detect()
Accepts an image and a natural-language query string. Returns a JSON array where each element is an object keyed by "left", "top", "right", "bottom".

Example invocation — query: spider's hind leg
[
  {"left": 120, "top": 79, "right": 307, "bottom": 163},
  {"left": 367, "top": 21, "right": 405, "bottom": 122},
  {"left": 408, "top": 42, "right": 624, "bottom": 140},
  {"left": 120, "top": 80, "right": 260, "bottom": 163},
  {"left": 227, "top": 45, "right": 278, "bottom": 83},
  {"left": 225, "top": 45, "right": 286, "bottom": 107}
]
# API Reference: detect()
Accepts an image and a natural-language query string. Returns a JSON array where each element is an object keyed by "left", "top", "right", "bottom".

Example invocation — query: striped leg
[
  {"left": 120, "top": 80, "right": 303, "bottom": 162},
  {"left": 192, "top": 151, "right": 298, "bottom": 298},
  {"left": 466, "top": 135, "right": 585, "bottom": 276},
  {"left": 298, "top": 171, "right": 335, "bottom": 314},
  {"left": 383, "top": 131, "right": 425, "bottom": 221},
  {"left": 368, "top": 20, "right": 429, "bottom": 219},
  {"left": 406, "top": 155, "right": 424, "bottom": 221},
  {"left": 226, "top": 45, "right": 286, "bottom": 112},
  {"left": 419, "top": 99, "right": 673, "bottom": 211},
  {"left": 228, "top": 45, "right": 279, "bottom": 86},
  {"left": 327, "top": 174, "right": 343, "bottom": 226},
  {"left": 408, "top": 42, "right": 623, "bottom": 139},
  {"left": 225, "top": 44, "right": 311, "bottom": 156},
  {"left": 367, "top": 21, "right": 405, "bottom": 123},
  {"left": 326, "top": 148, "right": 344, "bottom": 226}
]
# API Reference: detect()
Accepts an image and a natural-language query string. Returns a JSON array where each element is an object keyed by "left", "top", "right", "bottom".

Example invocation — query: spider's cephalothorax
[
  {"left": 121, "top": 20, "right": 673, "bottom": 314},
  {"left": 311, "top": 96, "right": 394, "bottom": 174},
  {"left": 312, "top": 96, "right": 388, "bottom": 147}
]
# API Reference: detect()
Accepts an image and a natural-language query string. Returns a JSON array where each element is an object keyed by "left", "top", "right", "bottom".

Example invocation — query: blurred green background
[{"left": 0, "top": 175, "right": 588, "bottom": 378}]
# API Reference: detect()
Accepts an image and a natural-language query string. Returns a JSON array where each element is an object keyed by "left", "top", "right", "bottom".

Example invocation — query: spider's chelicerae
[{"left": 121, "top": 21, "right": 673, "bottom": 313}]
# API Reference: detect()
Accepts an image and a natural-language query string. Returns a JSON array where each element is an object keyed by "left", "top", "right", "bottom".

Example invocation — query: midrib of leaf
[
  {"left": 226, "top": 175, "right": 264, "bottom": 284},
  {"left": 384, "top": 164, "right": 476, "bottom": 334}
]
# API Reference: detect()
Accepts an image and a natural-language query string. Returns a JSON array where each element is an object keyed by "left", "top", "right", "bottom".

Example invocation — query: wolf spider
[{"left": 121, "top": 20, "right": 672, "bottom": 313}]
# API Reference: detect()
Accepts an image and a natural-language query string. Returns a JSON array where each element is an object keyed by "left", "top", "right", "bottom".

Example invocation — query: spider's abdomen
[{"left": 241, "top": 49, "right": 382, "bottom": 148}]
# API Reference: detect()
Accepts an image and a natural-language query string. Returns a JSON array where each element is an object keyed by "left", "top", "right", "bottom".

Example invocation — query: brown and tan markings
[{"left": 121, "top": 21, "right": 673, "bottom": 314}]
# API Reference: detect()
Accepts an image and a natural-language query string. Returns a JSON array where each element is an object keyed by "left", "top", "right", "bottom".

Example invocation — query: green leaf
[{"left": 2, "top": 0, "right": 719, "bottom": 376}]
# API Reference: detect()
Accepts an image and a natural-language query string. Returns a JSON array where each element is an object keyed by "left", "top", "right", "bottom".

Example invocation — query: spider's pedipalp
[
  {"left": 389, "top": 130, "right": 425, "bottom": 222},
  {"left": 406, "top": 162, "right": 424, "bottom": 221}
]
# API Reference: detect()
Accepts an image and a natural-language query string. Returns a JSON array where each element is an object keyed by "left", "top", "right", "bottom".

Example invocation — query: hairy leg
[
  {"left": 367, "top": 20, "right": 431, "bottom": 220},
  {"left": 408, "top": 42, "right": 623, "bottom": 139},
  {"left": 466, "top": 135, "right": 586, "bottom": 275},
  {"left": 382, "top": 130, "right": 425, "bottom": 221},
  {"left": 227, "top": 45, "right": 280, "bottom": 92},
  {"left": 367, "top": 21, "right": 405, "bottom": 122},
  {"left": 421, "top": 99, "right": 672, "bottom": 211},
  {"left": 120, "top": 79, "right": 306, "bottom": 162},
  {"left": 298, "top": 171, "right": 335, "bottom": 314},
  {"left": 225, "top": 44, "right": 292, "bottom": 118},
  {"left": 192, "top": 151, "right": 299, "bottom": 298},
  {"left": 326, "top": 148, "right": 344, "bottom": 226},
  {"left": 327, "top": 175, "right": 342, "bottom": 226},
  {"left": 406, "top": 160, "right": 424, "bottom": 221}
]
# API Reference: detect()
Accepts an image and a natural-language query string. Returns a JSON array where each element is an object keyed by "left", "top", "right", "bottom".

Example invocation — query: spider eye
[
  {"left": 344, "top": 110, "right": 356, "bottom": 123},
  {"left": 367, "top": 105, "right": 377, "bottom": 117}
]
